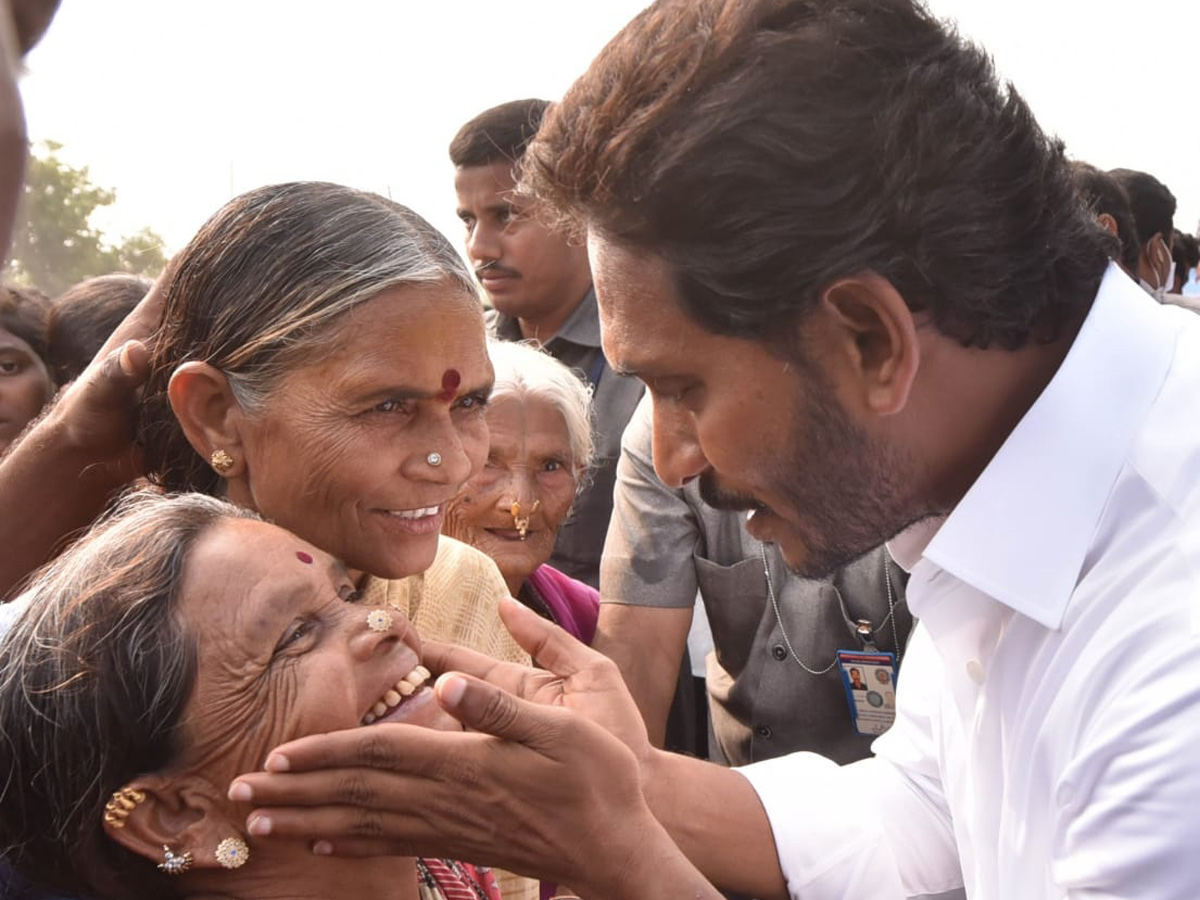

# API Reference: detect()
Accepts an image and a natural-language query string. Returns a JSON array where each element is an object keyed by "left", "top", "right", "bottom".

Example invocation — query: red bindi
[
  {"left": 295, "top": 551, "right": 313, "bottom": 564},
  {"left": 438, "top": 368, "right": 461, "bottom": 403}
]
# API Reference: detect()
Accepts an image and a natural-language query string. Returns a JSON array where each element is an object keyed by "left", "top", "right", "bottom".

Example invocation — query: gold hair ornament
[{"left": 102, "top": 787, "right": 146, "bottom": 828}]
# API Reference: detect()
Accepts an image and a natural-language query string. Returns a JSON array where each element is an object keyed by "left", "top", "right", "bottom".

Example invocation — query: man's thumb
[{"left": 435, "top": 672, "right": 558, "bottom": 748}]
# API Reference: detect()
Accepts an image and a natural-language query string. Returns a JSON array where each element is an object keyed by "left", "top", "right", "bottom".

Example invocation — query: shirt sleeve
[
  {"left": 599, "top": 395, "right": 701, "bottom": 608},
  {"left": 738, "top": 625, "right": 965, "bottom": 900}
]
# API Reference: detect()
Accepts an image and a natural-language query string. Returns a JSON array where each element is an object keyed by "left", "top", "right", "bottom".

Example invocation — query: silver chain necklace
[{"left": 760, "top": 542, "right": 899, "bottom": 676}]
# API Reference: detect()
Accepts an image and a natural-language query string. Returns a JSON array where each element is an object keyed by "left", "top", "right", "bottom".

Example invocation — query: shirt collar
[
  {"left": 921, "top": 264, "right": 1180, "bottom": 630},
  {"left": 489, "top": 286, "right": 600, "bottom": 349},
  {"left": 550, "top": 286, "right": 601, "bottom": 348}
]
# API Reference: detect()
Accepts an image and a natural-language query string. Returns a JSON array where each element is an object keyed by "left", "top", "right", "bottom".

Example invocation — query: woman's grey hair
[
  {"left": 140, "top": 181, "right": 479, "bottom": 495},
  {"left": 0, "top": 491, "right": 259, "bottom": 900},
  {"left": 487, "top": 338, "right": 595, "bottom": 484}
]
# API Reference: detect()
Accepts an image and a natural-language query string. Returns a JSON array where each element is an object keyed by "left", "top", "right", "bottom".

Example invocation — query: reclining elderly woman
[{"left": 0, "top": 491, "right": 501, "bottom": 900}]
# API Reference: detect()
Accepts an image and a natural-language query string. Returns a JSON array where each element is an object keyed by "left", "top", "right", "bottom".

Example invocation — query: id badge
[{"left": 837, "top": 650, "right": 897, "bottom": 736}]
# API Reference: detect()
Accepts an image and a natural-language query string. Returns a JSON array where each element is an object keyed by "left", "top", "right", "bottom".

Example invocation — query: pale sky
[{"left": 19, "top": 0, "right": 1200, "bottom": 261}]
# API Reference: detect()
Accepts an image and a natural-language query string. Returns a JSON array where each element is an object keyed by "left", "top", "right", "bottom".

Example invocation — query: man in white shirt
[{"left": 229, "top": 1, "right": 1200, "bottom": 898}]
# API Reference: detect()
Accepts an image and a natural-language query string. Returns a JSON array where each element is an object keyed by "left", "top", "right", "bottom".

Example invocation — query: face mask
[{"left": 1140, "top": 243, "right": 1176, "bottom": 300}]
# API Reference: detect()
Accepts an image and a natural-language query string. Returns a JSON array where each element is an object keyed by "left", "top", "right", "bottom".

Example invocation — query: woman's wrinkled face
[
  {"left": 229, "top": 281, "right": 493, "bottom": 580},
  {"left": 443, "top": 392, "right": 579, "bottom": 588},
  {"left": 176, "top": 518, "right": 459, "bottom": 783}
]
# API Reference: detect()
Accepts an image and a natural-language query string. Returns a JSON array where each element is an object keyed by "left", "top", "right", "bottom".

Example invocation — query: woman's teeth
[
  {"left": 362, "top": 666, "right": 431, "bottom": 724},
  {"left": 389, "top": 507, "right": 439, "bottom": 519}
]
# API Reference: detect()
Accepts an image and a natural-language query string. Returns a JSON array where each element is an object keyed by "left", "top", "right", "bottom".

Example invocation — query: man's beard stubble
[{"left": 702, "top": 378, "right": 930, "bottom": 580}]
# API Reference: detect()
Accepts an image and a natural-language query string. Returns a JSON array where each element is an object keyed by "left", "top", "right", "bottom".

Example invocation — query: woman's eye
[
  {"left": 276, "top": 619, "right": 316, "bottom": 654},
  {"left": 454, "top": 392, "right": 490, "bottom": 412},
  {"left": 543, "top": 459, "right": 563, "bottom": 472},
  {"left": 0, "top": 360, "right": 19, "bottom": 375},
  {"left": 370, "top": 398, "right": 414, "bottom": 416}
]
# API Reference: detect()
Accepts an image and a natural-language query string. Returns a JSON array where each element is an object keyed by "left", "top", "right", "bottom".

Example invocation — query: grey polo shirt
[
  {"left": 488, "top": 288, "right": 644, "bottom": 588},
  {"left": 600, "top": 396, "right": 913, "bottom": 766}
]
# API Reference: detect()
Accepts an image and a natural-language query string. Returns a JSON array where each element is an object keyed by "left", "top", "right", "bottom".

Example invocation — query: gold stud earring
[
  {"left": 215, "top": 836, "right": 250, "bottom": 869},
  {"left": 210, "top": 449, "right": 234, "bottom": 474}
]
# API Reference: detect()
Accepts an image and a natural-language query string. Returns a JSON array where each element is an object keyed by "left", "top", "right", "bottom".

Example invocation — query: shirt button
[
  {"left": 772, "top": 644, "right": 787, "bottom": 661},
  {"left": 755, "top": 725, "right": 772, "bottom": 739},
  {"left": 965, "top": 659, "right": 985, "bottom": 684}
]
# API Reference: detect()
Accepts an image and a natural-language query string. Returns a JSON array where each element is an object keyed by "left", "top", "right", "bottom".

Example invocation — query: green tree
[{"left": 6, "top": 141, "right": 166, "bottom": 296}]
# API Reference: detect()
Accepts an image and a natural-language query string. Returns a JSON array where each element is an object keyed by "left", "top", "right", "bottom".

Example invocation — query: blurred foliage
[{"left": 6, "top": 141, "right": 166, "bottom": 296}]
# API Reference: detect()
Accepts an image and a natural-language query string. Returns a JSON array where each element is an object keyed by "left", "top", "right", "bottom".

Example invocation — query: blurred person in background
[
  {"left": 1070, "top": 161, "right": 1141, "bottom": 277},
  {"left": 47, "top": 273, "right": 151, "bottom": 385},
  {"left": 1109, "top": 167, "right": 1177, "bottom": 297},
  {"left": 451, "top": 99, "right": 643, "bottom": 590},
  {"left": 1171, "top": 232, "right": 1198, "bottom": 295},
  {"left": 0, "top": 283, "right": 54, "bottom": 453}
]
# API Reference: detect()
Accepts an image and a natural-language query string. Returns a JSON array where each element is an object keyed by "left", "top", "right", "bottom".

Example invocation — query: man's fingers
[
  {"left": 309, "top": 837, "right": 421, "bottom": 860},
  {"left": 248, "top": 722, "right": 472, "bottom": 777},
  {"left": 435, "top": 671, "right": 563, "bottom": 749},
  {"left": 496, "top": 595, "right": 605, "bottom": 678},
  {"left": 231, "top": 764, "right": 438, "bottom": 809},
  {"left": 420, "top": 639, "right": 506, "bottom": 682},
  {"left": 243, "top": 803, "right": 425, "bottom": 858}
]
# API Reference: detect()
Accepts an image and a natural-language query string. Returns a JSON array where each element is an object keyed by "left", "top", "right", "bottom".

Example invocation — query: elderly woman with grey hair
[
  {"left": 0, "top": 491, "right": 502, "bottom": 900},
  {"left": 136, "top": 182, "right": 528, "bottom": 666},
  {"left": 443, "top": 339, "right": 599, "bottom": 645}
]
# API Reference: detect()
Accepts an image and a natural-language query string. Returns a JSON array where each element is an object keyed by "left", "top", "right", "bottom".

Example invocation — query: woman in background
[{"left": 444, "top": 339, "right": 599, "bottom": 645}]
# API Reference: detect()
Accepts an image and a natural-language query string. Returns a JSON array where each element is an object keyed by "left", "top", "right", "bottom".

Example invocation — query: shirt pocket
[{"left": 693, "top": 554, "right": 769, "bottom": 676}]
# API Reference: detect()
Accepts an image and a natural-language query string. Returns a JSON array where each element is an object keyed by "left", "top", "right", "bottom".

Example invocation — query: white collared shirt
[{"left": 739, "top": 265, "right": 1200, "bottom": 900}]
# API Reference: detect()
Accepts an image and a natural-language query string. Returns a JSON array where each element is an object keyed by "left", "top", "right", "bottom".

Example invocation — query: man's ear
[
  {"left": 167, "top": 362, "right": 249, "bottom": 479},
  {"left": 816, "top": 273, "right": 920, "bottom": 416},
  {"left": 1097, "top": 212, "right": 1119, "bottom": 238},
  {"left": 102, "top": 774, "right": 248, "bottom": 872}
]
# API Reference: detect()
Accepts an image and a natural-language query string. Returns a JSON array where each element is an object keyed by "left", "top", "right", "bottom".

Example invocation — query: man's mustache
[
  {"left": 699, "top": 473, "right": 764, "bottom": 512},
  {"left": 475, "top": 260, "right": 520, "bottom": 280}
]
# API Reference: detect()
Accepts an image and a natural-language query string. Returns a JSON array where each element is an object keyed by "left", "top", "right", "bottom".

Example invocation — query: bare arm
[
  {"left": 641, "top": 748, "right": 788, "bottom": 899},
  {"left": 0, "top": 280, "right": 164, "bottom": 598},
  {"left": 591, "top": 602, "right": 693, "bottom": 748}
]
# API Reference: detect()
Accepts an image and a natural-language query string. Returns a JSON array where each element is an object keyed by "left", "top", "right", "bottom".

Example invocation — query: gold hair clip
[
  {"left": 103, "top": 787, "right": 146, "bottom": 828},
  {"left": 509, "top": 500, "right": 540, "bottom": 541}
]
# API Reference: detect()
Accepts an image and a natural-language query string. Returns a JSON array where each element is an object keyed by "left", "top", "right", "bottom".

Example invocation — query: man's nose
[
  {"left": 466, "top": 220, "right": 500, "bottom": 264},
  {"left": 650, "top": 400, "right": 708, "bottom": 488}
]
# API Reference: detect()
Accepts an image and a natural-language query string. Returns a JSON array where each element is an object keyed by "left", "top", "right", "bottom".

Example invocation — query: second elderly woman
[{"left": 443, "top": 340, "right": 599, "bottom": 644}]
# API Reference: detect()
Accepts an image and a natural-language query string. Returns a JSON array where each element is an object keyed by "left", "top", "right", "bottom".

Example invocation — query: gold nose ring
[{"left": 509, "top": 500, "right": 541, "bottom": 540}]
